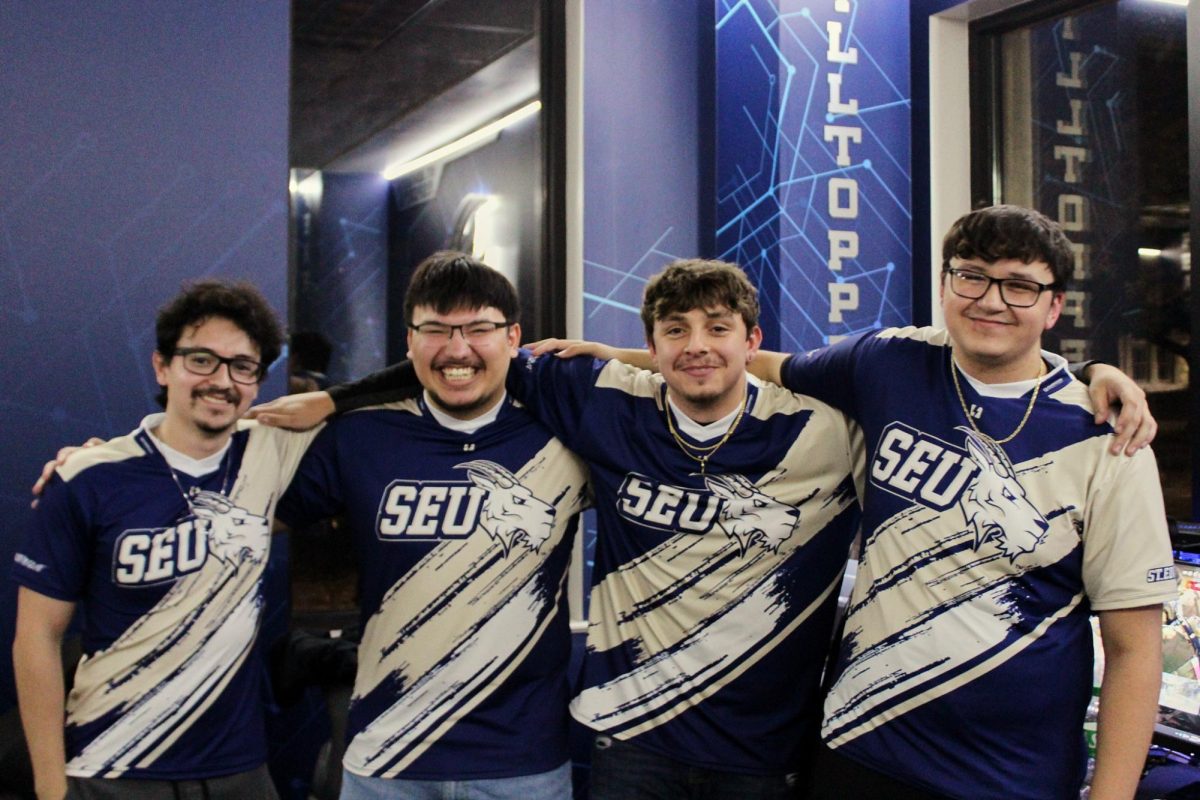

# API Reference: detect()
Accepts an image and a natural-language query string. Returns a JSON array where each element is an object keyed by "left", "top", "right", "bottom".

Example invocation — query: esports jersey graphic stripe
[
  {"left": 274, "top": 396, "right": 589, "bottom": 780},
  {"left": 509, "top": 354, "right": 862, "bottom": 776},
  {"left": 12, "top": 415, "right": 319, "bottom": 780},
  {"left": 780, "top": 326, "right": 1176, "bottom": 800}
]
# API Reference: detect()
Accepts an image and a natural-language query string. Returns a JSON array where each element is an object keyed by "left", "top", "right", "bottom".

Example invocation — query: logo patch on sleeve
[
  {"left": 1147, "top": 565, "right": 1177, "bottom": 583},
  {"left": 14, "top": 553, "right": 47, "bottom": 573}
]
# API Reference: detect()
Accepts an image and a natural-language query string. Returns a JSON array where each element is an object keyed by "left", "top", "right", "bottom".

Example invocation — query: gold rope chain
[
  {"left": 950, "top": 353, "right": 1046, "bottom": 445},
  {"left": 664, "top": 388, "right": 749, "bottom": 474}
]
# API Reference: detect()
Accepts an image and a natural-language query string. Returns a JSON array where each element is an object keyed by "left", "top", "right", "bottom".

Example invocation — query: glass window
[{"left": 974, "top": 0, "right": 1191, "bottom": 518}]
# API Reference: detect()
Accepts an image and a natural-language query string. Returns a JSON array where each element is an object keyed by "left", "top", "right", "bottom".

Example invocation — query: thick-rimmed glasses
[
  {"left": 944, "top": 267, "right": 1058, "bottom": 308},
  {"left": 174, "top": 347, "right": 263, "bottom": 384},
  {"left": 409, "top": 321, "right": 511, "bottom": 343}
]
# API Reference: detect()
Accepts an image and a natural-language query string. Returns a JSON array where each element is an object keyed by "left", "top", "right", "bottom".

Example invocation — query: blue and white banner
[{"left": 716, "top": 0, "right": 912, "bottom": 351}]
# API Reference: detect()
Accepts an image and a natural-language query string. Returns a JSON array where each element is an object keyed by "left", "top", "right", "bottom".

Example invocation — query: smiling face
[
  {"left": 940, "top": 257, "right": 1063, "bottom": 383},
  {"left": 648, "top": 305, "right": 762, "bottom": 423},
  {"left": 407, "top": 304, "right": 519, "bottom": 420},
  {"left": 152, "top": 316, "right": 261, "bottom": 446}
]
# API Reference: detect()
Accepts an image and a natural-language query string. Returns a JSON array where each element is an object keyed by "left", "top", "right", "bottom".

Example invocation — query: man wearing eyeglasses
[
  {"left": 272, "top": 251, "right": 588, "bottom": 800},
  {"left": 749, "top": 205, "right": 1173, "bottom": 800},
  {"left": 13, "top": 281, "right": 319, "bottom": 800}
]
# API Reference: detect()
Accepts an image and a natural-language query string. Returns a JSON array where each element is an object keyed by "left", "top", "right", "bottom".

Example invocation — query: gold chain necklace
[
  {"left": 950, "top": 353, "right": 1045, "bottom": 445},
  {"left": 664, "top": 388, "right": 749, "bottom": 474}
]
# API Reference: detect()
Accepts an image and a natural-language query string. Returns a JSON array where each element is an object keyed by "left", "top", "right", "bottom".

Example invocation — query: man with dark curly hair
[{"left": 14, "top": 280, "right": 319, "bottom": 800}]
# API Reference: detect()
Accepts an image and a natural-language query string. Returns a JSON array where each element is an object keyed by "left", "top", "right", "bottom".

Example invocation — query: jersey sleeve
[
  {"left": 505, "top": 351, "right": 605, "bottom": 449},
  {"left": 275, "top": 422, "right": 346, "bottom": 530},
  {"left": 268, "top": 423, "right": 324, "bottom": 491},
  {"left": 777, "top": 332, "right": 872, "bottom": 416},
  {"left": 1082, "top": 446, "right": 1177, "bottom": 611},
  {"left": 329, "top": 361, "right": 421, "bottom": 413},
  {"left": 12, "top": 475, "right": 90, "bottom": 602}
]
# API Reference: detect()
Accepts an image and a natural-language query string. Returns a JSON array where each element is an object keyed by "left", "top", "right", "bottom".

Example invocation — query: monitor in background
[{"left": 1156, "top": 551, "right": 1200, "bottom": 754}]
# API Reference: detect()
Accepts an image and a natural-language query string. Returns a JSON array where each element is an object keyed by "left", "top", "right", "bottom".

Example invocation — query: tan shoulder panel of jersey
[
  {"left": 1043, "top": 373, "right": 1095, "bottom": 416},
  {"left": 56, "top": 432, "right": 146, "bottom": 483},
  {"left": 875, "top": 325, "right": 950, "bottom": 346},
  {"left": 595, "top": 359, "right": 664, "bottom": 401}
]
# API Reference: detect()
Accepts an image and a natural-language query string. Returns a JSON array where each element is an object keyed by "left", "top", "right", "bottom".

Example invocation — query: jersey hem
[
  {"left": 65, "top": 755, "right": 266, "bottom": 781},
  {"left": 569, "top": 715, "right": 794, "bottom": 777},
  {"left": 341, "top": 757, "right": 570, "bottom": 782},
  {"left": 1089, "top": 592, "right": 1175, "bottom": 612}
]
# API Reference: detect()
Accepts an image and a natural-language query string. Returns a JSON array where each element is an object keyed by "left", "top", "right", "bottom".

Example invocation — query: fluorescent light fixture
[
  {"left": 1146, "top": 0, "right": 1187, "bottom": 6},
  {"left": 1138, "top": 247, "right": 1163, "bottom": 257},
  {"left": 382, "top": 100, "right": 542, "bottom": 180}
]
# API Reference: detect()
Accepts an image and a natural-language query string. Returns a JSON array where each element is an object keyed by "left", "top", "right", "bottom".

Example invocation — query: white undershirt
[
  {"left": 667, "top": 375, "right": 762, "bottom": 442},
  {"left": 957, "top": 350, "right": 1067, "bottom": 398},
  {"left": 139, "top": 413, "right": 231, "bottom": 478},
  {"left": 423, "top": 390, "right": 506, "bottom": 434}
]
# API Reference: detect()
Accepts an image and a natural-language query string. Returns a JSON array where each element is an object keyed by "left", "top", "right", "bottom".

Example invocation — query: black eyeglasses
[
  {"left": 944, "top": 267, "right": 1059, "bottom": 308},
  {"left": 173, "top": 347, "right": 263, "bottom": 384},
  {"left": 408, "top": 321, "right": 511, "bottom": 343}
]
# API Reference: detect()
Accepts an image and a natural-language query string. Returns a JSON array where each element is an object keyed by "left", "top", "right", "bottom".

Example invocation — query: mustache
[{"left": 192, "top": 386, "right": 240, "bottom": 404}]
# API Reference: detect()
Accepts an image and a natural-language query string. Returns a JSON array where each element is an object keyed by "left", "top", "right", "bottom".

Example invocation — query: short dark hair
[
  {"left": 640, "top": 259, "right": 760, "bottom": 340},
  {"left": 155, "top": 280, "right": 283, "bottom": 406},
  {"left": 404, "top": 251, "right": 519, "bottom": 324},
  {"left": 941, "top": 205, "right": 1074, "bottom": 287}
]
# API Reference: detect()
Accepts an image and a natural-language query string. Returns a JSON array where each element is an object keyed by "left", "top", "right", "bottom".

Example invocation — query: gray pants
[{"left": 67, "top": 764, "right": 278, "bottom": 800}]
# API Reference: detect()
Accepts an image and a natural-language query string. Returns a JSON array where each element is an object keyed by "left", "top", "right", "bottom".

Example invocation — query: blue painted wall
[
  {"left": 0, "top": 1, "right": 290, "bottom": 711},
  {"left": 581, "top": 2, "right": 713, "bottom": 348}
]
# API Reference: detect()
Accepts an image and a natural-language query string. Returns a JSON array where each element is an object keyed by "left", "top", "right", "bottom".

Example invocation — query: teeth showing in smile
[
  {"left": 198, "top": 394, "right": 234, "bottom": 405},
  {"left": 441, "top": 366, "right": 477, "bottom": 381}
]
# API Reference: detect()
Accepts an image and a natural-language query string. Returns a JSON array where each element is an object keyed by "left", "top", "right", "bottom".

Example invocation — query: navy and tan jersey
[
  {"left": 780, "top": 326, "right": 1176, "bottom": 800},
  {"left": 508, "top": 353, "right": 861, "bottom": 776},
  {"left": 274, "top": 396, "right": 588, "bottom": 780},
  {"left": 12, "top": 415, "right": 318, "bottom": 780}
]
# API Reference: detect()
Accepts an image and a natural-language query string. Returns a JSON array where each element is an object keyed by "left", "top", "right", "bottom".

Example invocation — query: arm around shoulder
[{"left": 748, "top": 350, "right": 787, "bottom": 385}]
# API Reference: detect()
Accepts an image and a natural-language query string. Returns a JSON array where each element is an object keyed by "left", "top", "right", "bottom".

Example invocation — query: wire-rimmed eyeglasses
[{"left": 408, "top": 320, "right": 512, "bottom": 343}]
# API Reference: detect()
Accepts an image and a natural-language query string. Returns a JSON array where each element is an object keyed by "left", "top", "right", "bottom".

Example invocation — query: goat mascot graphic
[
  {"left": 958, "top": 427, "right": 1049, "bottom": 562},
  {"left": 457, "top": 459, "right": 556, "bottom": 554}
]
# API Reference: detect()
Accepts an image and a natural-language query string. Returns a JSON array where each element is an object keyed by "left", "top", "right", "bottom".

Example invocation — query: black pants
[
  {"left": 67, "top": 764, "right": 278, "bottom": 800},
  {"left": 589, "top": 735, "right": 803, "bottom": 800},
  {"left": 806, "top": 745, "right": 954, "bottom": 800}
]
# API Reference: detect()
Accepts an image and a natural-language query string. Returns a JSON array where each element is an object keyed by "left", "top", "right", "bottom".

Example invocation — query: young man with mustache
[{"left": 13, "top": 281, "right": 319, "bottom": 800}]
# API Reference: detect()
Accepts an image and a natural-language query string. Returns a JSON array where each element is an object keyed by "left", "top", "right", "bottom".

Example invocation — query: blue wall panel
[
  {"left": 0, "top": 1, "right": 290, "bottom": 711},
  {"left": 716, "top": 0, "right": 912, "bottom": 351},
  {"left": 581, "top": 2, "right": 710, "bottom": 348}
]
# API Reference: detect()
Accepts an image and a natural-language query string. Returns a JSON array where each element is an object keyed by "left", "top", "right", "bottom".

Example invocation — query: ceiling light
[
  {"left": 382, "top": 100, "right": 542, "bottom": 180},
  {"left": 1138, "top": 248, "right": 1163, "bottom": 257}
]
